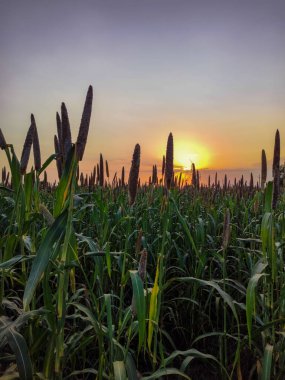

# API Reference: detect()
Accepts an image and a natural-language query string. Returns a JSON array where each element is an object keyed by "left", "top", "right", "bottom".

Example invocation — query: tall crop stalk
[
  {"left": 165, "top": 133, "right": 173, "bottom": 190},
  {"left": 261, "top": 149, "right": 267, "bottom": 190},
  {"left": 54, "top": 147, "right": 78, "bottom": 377}
]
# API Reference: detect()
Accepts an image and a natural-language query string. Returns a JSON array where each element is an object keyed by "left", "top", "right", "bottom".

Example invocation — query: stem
[{"left": 55, "top": 164, "right": 77, "bottom": 377}]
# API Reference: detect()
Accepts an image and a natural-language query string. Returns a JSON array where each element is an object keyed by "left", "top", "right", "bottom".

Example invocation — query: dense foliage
[
  {"left": 0, "top": 148, "right": 284, "bottom": 379},
  {"left": 0, "top": 88, "right": 284, "bottom": 379}
]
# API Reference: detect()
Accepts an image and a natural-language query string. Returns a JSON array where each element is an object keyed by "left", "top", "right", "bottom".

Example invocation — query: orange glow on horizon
[{"left": 160, "top": 139, "right": 211, "bottom": 171}]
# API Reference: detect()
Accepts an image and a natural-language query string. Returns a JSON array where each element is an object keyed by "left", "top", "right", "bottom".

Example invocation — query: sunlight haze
[{"left": 0, "top": 0, "right": 284, "bottom": 183}]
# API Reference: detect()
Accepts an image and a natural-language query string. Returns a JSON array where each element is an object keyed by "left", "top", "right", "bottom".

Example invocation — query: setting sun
[{"left": 174, "top": 140, "right": 211, "bottom": 171}]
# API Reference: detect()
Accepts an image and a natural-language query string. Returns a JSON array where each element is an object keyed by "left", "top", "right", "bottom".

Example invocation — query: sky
[{"left": 0, "top": 0, "right": 285, "bottom": 183}]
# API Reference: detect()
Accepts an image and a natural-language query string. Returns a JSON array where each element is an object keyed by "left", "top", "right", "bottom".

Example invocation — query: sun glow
[{"left": 174, "top": 140, "right": 210, "bottom": 171}]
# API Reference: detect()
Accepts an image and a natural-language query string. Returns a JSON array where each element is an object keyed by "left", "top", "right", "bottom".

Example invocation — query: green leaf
[
  {"left": 126, "top": 353, "right": 138, "bottom": 380},
  {"left": 24, "top": 172, "right": 34, "bottom": 214},
  {"left": 105, "top": 242, "right": 111, "bottom": 279},
  {"left": 0, "top": 255, "right": 34, "bottom": 269},
  {"left": 246, "top": 262, "right": 267, "bottom": 346},
  {"left": 38, "top": 153, "right": 57, "bottom": 175},
  {"left": 142, "top": 368, "right": 191, "bottom": 380},
  {"left": 23, "top": 210, "right": 68, "bottom": 309},
  {"left": 54, "top": 146, "right": 77, "bottom": 217},
  {"left": 261, "top": 212, "right": 276, "bottom": 281},
  {"left": 10, "top": 147, "right": 21, "bottom": 190},
  {"left": 176, "top": 277, "right": 238, "bottom": 321},
  {"left": 113, "top": 361, "right": 127, "bottom": 380},
  {"left": 3, "top": 234, "right": 19, "bottom": 262},
  {"left": 148, "top": 256, "right": 160, "bottom": 352},
  {"left": 165, "top": 347, "right": 221, "bottom": 367},
  {"left": 104, "top": 293, "right": 114, "bottom": 361},
  {"left": 0, "top": 317, "right": 33, "bottom": 380},
  {"left": 0, "top": 309, "right": 45, "bottom": 341},
  {"left": 264, "top": 182, "right": 273, "bottom": 213},
  {"left": 66, "top": 369, "right": 98, "bottom": 378},
  {"left": 130, "top": 270, "right": 146, "bottom": 351},
  {"left": 174, "top": 276, "right": 240, "bottom": 375},
  {"left": 261, "top": 344, "right": 273, "bottom": 380},
  {"left": 170, "top": 195, "right": 202, "bottom": 264}
]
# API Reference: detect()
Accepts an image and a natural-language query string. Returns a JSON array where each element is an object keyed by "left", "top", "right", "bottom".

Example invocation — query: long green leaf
[
  {"left": 104, "top": 293, "right": 114, "bottom": 361},
  {"left": 246, "top": 262, "right": 267, "bottom": 346},
  {"left": 170, "top": 195, "right": 202, "bottom": 264},
  {"left": 113, "top": 361, "right": 127, "bottom": 380},
  {"left": 10, "top": 147, "right": 21, "bottom": 190},
  {"left": 264, "top": 182, "right": 273, "bottom": 213},
  {"left": 23, "top": 210, "right": 68, "bottom": 309},
  {"left": 261, "top": 212, "right": 276, "bottom": 281},
  {"left": 148, "top": 256, "right": 160, "bottom": 352},
  {"left": 0, "top": 255, "right": 34, "bottom": 269},
  {"left": 126, "top": 353, "right": 138, "bottom": 380},
  {"left": 142, "top": 368, "right": 191, "bottom": 380},
  {"left": 24, "top": 172, "right": 34, "bottom": 215},
  {"left": 0, "top": 317, "right": 33, "bottom": 380},
  {"left": 130, "top": 270, "right": 146, "bottom": 351},
  {"left": 261, "top": 344, "right": 273, "bottom": 380},
  {"left": 54, "top": 146, "right": 77, "bottom": 217},
  {"left": 38, "top": 153, "right": 57, "bottom": 175},
  {"left": 176, "top": 277, "right": 238, "bottom": 321}
]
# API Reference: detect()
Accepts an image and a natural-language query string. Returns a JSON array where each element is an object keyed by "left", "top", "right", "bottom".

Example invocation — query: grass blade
[
  {"left": 23, "top": 210, "right": 68, "bottom": 309},
  {"left": 246, "top": 262, "right": 267, "bottom": 346},
  {"left": 113, "top": 361, "right": 127, "bottom": 380},
  {"left": 130, "top": 270, "right": 146, "bottom": 351},
  {"left": 0, "top": 317, "right": 33, "bottom": 380},
  {"left": 261, "top": 344, "right": 273, "bottom": 380}
]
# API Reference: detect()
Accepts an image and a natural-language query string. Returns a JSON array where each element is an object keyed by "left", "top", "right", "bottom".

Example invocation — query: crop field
[{"left": 0, "top": 87, "right": 284, "bottom": 380}]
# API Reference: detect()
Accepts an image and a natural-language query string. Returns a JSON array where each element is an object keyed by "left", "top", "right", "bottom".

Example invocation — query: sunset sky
[{"left": 0, "top": 0, "right": 285, "bottom": 183}]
